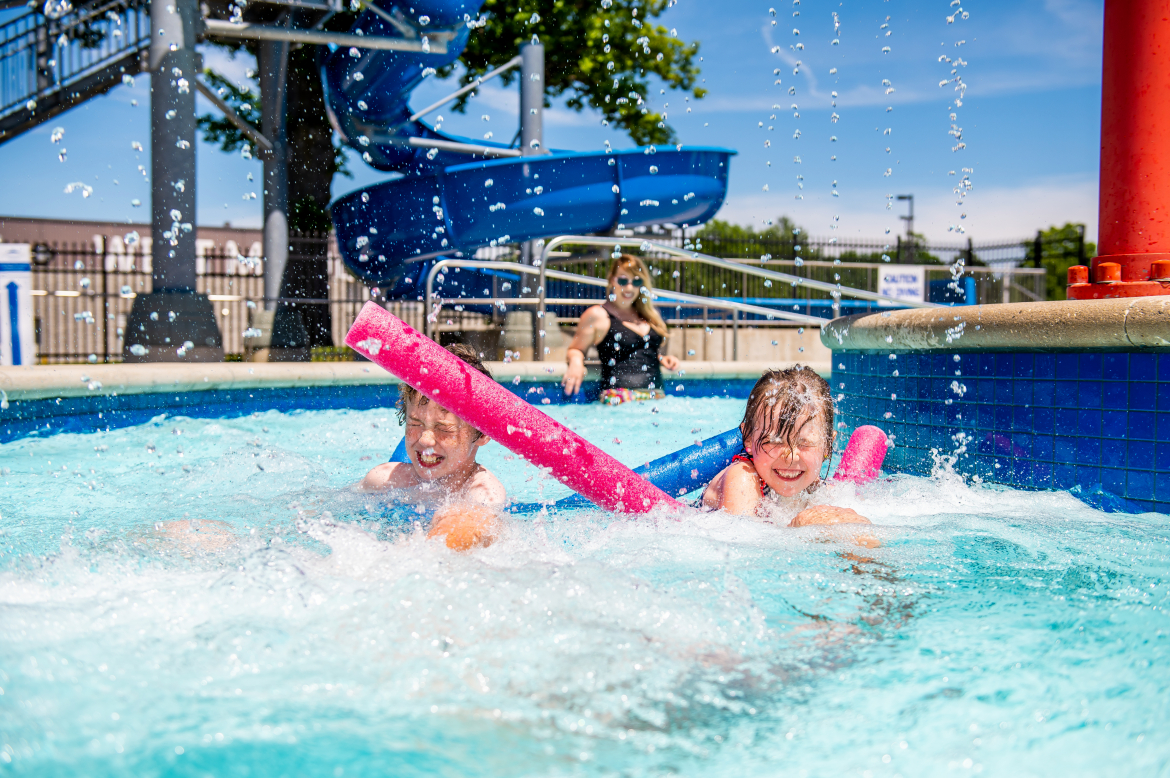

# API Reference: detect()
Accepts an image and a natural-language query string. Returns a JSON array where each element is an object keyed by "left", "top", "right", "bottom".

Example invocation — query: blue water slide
[{"left": 321, "top": 1, "right": 736, "bottom": 289}]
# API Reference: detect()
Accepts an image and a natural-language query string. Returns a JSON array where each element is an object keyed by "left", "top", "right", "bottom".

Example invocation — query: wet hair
[
  {"left": 739, "top": 365, "right": 834, "bottom": 460},
  {"left": 606, "top": 254, "right": 668, "bottom": 337},
  {"left": 396, "top": 343, "right": 493, "bottom": 439}
]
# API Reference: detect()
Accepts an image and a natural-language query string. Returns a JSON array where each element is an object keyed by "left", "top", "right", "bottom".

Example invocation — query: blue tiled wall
[{"left": 832, "top": 351, "right": 1170, "bottom": 514}]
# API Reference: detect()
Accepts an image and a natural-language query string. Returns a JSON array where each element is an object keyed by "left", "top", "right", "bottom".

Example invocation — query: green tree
[
  {"left": 1024, "top": 223, "right": 1094, "bottom": 301},
  {"left": 695, "top": 216, "right": 807, "bottom": 259},
  {"left": 449, "top": 0, "right": 705, "bottom": 145}
]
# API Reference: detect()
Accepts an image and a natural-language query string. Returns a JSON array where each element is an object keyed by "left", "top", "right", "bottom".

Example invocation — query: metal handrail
[
  {"left": 537, "top": 235, "right": 944, "bottom": 311},
  {"left": 422, "top": 258, "right": 823, "bottom": 346}
]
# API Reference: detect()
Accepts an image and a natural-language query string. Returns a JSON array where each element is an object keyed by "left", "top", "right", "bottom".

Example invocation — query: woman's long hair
[{"left": 606, "top": 254, "right": 668, "bottom": 336}]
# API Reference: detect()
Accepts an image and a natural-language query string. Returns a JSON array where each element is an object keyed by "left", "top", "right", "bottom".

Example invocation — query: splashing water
[{"left": 1, "top": 398, "right": 1169, "bottom": 774}]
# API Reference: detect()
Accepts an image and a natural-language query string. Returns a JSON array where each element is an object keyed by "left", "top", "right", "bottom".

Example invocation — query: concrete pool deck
[{"left": 0, "top": 360, "right": 828, "bottom": 402}]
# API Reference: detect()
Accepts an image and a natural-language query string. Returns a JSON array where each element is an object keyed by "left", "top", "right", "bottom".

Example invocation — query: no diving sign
[
  {"left": 0, "top": 244, "right": 34, "bottom": 366},
  {"left": 878, "top": 266, "right": 925, "bottom": 307}
]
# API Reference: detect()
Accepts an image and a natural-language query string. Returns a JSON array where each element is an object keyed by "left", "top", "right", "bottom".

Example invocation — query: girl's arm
[
  {"left": 702, "top": 461, "right": 764, "bottom": 515},
  {"left": 562, "top": 305, "right": 609, "bottom": 395}
]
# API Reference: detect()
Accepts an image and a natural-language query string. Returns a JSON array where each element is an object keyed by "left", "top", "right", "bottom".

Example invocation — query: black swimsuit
[{"left": 596, "top": 314, "right": 664, "bottom": 390}]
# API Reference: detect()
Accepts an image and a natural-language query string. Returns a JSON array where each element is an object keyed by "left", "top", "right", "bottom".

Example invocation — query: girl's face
[
  {"left": 609, "top": 267, "right": 644, "bottom": 310},
  {"left": 745, "top": 414, "right": 827, "bottom": 498}
]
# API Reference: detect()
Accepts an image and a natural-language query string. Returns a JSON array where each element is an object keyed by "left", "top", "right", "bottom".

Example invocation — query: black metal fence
[
  {"left": 28, "top": 232, "right": 382, "bottom": 363},
  {"left": 26, "top": 227, "right": 1056, "bottom": 363},
  {"left": 545, "top": 234, "right": 1048, "bottom": 321}
]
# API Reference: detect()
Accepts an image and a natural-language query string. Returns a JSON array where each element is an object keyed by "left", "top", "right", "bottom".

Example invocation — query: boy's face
[
  {"left": 404, "top": 396, "right": 489, "bottom": 481},
  {"left": 746, "top": 413, "right": 827, "bottom": 498}
]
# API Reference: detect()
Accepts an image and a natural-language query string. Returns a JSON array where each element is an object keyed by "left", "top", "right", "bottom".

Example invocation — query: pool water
[{"left": 1, "top": 396, "right": 1168, "bottom": 776}]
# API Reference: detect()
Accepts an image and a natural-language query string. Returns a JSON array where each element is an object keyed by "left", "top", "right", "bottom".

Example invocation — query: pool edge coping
[
  {"left": 820, "top": 295, "right": 1170, "bottom": 352},
  {"left": 0, "top": 360, "right": 829, "bottom": 401}
]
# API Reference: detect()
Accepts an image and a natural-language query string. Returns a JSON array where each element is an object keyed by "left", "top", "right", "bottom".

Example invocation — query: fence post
[
  {"left": 732, "top": 309, "right": 738, "bottom": 361},
  {"left": 102, "top": 235, "right": 110, "bottom": 363}
]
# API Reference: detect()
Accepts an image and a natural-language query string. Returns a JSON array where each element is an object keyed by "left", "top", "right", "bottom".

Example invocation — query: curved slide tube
[
  {"left": 347, "top": 302, "right": 677, "bottom": 513},
  {"left": 332, "top": 146, "right": 734, "bottom": 285},
  {"left": 321, "top": 0, "right": 736, "bottom": 284}
]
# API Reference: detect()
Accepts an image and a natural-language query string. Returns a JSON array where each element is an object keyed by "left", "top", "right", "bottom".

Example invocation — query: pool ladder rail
[{"left": 423, "top": 235, "right": 942, "bottom": 359}]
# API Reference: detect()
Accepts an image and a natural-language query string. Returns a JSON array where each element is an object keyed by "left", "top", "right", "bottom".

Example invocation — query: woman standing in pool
[{"left": 561, "top": 254, "right": 680, "bottom": 404}]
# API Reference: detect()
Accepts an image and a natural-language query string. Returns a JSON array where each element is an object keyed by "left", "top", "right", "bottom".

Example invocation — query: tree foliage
[
  {"left": 447, "top": 0, "right": 705, "bottom": 146},
  {"left": 1025, "top": 222, "right": 1094, "bottom": 301}
]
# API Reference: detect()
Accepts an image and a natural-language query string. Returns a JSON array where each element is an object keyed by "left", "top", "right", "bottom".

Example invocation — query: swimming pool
[{"left": 2, "top": 395, "right": 1168, "bottom": 775}]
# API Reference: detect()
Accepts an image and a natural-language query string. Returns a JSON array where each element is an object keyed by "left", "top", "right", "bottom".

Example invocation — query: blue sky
[{"left": 0, "top": 0, "right": 1103, "bottom": 241}]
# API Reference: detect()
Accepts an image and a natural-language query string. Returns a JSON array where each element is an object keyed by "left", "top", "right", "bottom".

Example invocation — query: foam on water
[{"left": 1, "top": 397, "right": 1169, "bottom": 775}]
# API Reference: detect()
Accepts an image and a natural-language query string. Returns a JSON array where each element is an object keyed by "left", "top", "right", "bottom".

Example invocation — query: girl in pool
[
  {"left": 561, "top": 253, "right": 680, "bottom": 404},
  {"left": 702, "top": 366, "right": 872, "bottom": 527}
]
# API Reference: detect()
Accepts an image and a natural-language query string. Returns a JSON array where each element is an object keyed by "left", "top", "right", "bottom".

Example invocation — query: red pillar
[{"left": 1069, "top": 0, "right": 1170, "bottom": 298}]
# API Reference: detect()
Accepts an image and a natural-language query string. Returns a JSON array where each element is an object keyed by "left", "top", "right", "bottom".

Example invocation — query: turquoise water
[{"left": 1, "top": 396, "right": 1169, "bottom": 776}]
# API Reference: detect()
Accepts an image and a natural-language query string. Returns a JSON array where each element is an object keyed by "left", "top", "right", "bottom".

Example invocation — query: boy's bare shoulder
[
  {"left": 361, "top": 461, "right": 414, "bottom": 490},
  {"left": 466, "top": 466, "right": 506, "bottom": 508}
]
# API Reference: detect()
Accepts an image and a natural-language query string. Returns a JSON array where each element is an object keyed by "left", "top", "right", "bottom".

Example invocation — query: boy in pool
[
  {"left": 361, "top": 343, "right": 506, "bottom": 550},
  {"left": 702, "top": 366, "right": 871, "bottom": 527}
]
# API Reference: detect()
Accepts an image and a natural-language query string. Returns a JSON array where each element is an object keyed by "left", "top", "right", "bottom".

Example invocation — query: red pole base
[
  {"left": 1066, "top": 253, "right": 1170, "bottom": 298},
  {"left": 1067, "top": 280, "right": 1170, "bottom": 299}
]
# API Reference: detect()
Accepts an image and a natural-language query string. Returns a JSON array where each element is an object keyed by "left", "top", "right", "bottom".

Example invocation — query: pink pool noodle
[
  {"left": 345, "top": 303, "right": 678, "bottom": 514},
  {"left": 832, "top": 425, "right": 889, "bottom": 484}
]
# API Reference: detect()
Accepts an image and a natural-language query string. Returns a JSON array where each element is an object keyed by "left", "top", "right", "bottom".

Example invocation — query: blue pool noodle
[
  {"left": 390, "top": 437, "right": 409, "bottom": 463},
  {"left": 516, "top": 427, "right": 744, "bottom": 512}
]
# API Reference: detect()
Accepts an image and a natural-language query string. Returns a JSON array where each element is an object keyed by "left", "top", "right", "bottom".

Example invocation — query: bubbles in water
[
  {"left": 649, "top": 166, "right": 659, "bottom": 174},
  {"left": 418, "top": 14, "right": 430, "bottom": 25}
]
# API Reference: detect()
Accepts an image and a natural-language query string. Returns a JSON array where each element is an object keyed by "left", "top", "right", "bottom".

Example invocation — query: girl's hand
[
  {"left": 789, "top": 505, "right": 871, "bottom": 527},
  {"left": 659, "top": 354, "right": 680, "bottom": 371},
  {"left": 562, "top": 361, "right": 586, "bottom": 396}
]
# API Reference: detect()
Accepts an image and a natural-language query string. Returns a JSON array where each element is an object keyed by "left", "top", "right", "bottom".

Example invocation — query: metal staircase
[{"left": 0, "top": 0, "right": 149, "bottom": 143}]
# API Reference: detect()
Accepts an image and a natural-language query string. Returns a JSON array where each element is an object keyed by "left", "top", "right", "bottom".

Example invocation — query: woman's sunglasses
[{"left": 614, "top": 277, "right": 644, "bottom": 288}]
